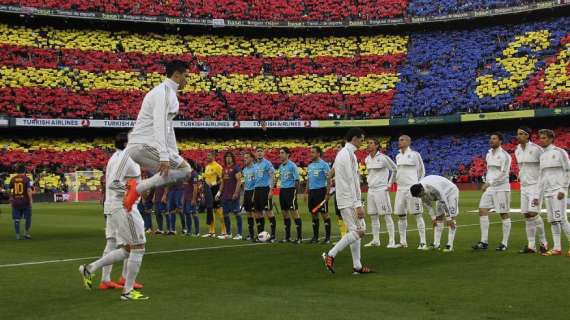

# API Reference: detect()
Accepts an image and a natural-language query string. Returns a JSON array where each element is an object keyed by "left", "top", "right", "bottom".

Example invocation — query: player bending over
[
  {"left": 322, "top": 128, "right": 373, "bottom": 274},
  {"left": 119, "top": 60, "right": 194, "bottom": 213},
  {"left": 410, "top": 175, "right": 459, "bottom": 252},
  {"left": 364, "top": 138, "right": 397, "bottom": 248},
  {"left": 277, "top": 147, "right": 302, "bottom": 243},
  {"left": 79, "top": 133, "right": 148, "bottom": 301},
  {"left": 473, "top": 132, "right": 512, "bottom": 251},
  {"left": 307, "top": 146, "right": 332, "bottom": 244},
  {"left": 534, "top": 129, "right": 570, "bottom": 257},
  {"left": 394, "top": 135, "right": 427, "bottom": 250},
  {"left": 514, "top": 127, "right": 548, "bottom": 254}
]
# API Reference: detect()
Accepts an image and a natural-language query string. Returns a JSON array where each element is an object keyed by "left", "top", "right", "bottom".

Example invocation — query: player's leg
[
  {"left": 233, "top": 201, "right": 243, "bottom": 240},
  {"left": 496, "top": 191, "right": 511, "bottom": 251},
  {"left": 254, "top": 188, "right": 266, "bottom": 240},
  {"left": 12, "top": 207, "right": 21, "bottom": 240},
  {"left": 320, "top": 194, "right": 331, "bottom": 244},
  {"left": 23, "top": 206, "right": 32, "bottom": 239},
  {"left": 394, "top": 191, "right": 408, "bottom": 248},
  {"left": 280, "top": 190, "right": 292, "bottom": 242},
  {"left": 266, "top": 190, "right": 277, "bottom": 242},
  {"left": 219, "top": 200, "right": 232, "bottom": 240},
  {"left": 154, "top": 201, "right": 164, "bottom": 234},
  {"left": 323, "top": 208, "right": 364, "bottom": 273},
  {"left": 244, "top": 191, "right": 255, "bottom": 241},
  {"left": 410, "top": 195, "right": 427, "bottom": 250},
  {"left": 308, "top": 189, "right": 320, "bottom": 243},
  {"left": 554, "top": 192, "right": 570, "bottom": 255},
  {"left": 183, "top": 201, "right": 192, "bottom": 236},
  {"left": 443, "top": 194, "right": 459, "bottom": 252},
  {"left": 382, "top": 191, "right": 396, "bottom": 248},
  {"left": 365, "top": 191, "right": 380, "bottom": 247},
  {"left": 99, "top": 215, "right": 123, "bottom": 289},
  {"left": 473, "top": 190, "right": 493, "bottom": 250},
  {"left": 543, "top": 195, "right": 563, "bottom": 256},
  {"left": 432, "top": 213, "right": 444, "bottom": 250},
  {"left": 118, "top": 207, "right": 148, "bottom": 300},
  {"left": 202, "top": 185, "right": 215, "bottom": 237}
]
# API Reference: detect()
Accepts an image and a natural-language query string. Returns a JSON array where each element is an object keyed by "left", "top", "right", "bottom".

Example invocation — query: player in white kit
[
  {"left": 322, "top": 128, "right": 373, "bottom": 274},
  {"left": 364, "top": 138, "right": 397, "bottom": 248},
  {"left": 473, "top": 132, "right": 512, "bottom": 252},
  {"left": 514, "top": 127, "right": 548, "bottom": 254},
  {"left": 118, "top": 60, "right": 194, "bottom": 212},
  {"left": 394, "top": 135, "right": 427, "bottom": 250},
  {"left": 79, "top": 133, "right": 149, "bottom": 300},
  {"left": 410, "top": 175, "right": 459, "bottom": 252},
  {"left": 533, "top": 129, "right": 570, "bottom": 257}
]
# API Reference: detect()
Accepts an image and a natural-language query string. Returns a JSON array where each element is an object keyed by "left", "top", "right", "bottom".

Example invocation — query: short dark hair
[
  {"left": 114, "top": 132, "right": 128, "bottom": 150},
  {"left": 244, "top": 151, "right": 255, "bottom": 159},
  {"left": 311, "top": 146, "right": 323, "bottom": 155},
  {"left": 165, "top": 60, "right": 188, "bottom": 77},
  {"left": 16, "top": 165, "right": 26, "bottom": 174},
  {"left": 224, "top": 151, "right": 236, "bottom": 164},
  {"left": 490, "top": 132, "right": 503, "bottom": 142},
  {"left": 280, "top": 147, "right": 290, "bottom": 155},
  {"left": 410, "top": 184, "right": 424, "bottom": 197},
  {"left": 539, "top": 129, "right": 555, "bottom": 139},
  {"left": 518, "top": 126, "right": 532, "bottom": 136},
  {"left": 345, "top": 128, "right": 365, "bottom": 142}
]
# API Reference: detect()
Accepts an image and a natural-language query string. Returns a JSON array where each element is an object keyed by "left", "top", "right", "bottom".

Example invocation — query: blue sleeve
[
  {"left": 268, "top": 161, "right": 275, "bottom": 174},
  {"left": 293, "top": 164, "right": 300, "bottom": 181}
]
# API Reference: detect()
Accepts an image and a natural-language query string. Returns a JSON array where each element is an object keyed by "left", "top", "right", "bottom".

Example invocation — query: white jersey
[
  {"left": 365, "top": 151, "right": 396, "bottom": 191},
  {"left": 419, "top": 175, "right": 459, "bottom": 217},
  {"left": 485, "top": 147, "right": 511, "bottom": 192},
  {"left": 515, "top": 142, "right": 543, "bottom": 188},
  {"left": 538, "top": 144, "right": 570, "bottom": 196},
  {"left": 395, "top": 147, "right": 425, "bottom": 190},
  {"left": 105, "top": 150, "right": 141, "bottom": 211},
  {"left": 128, "top": 78, "right": 180, "bottom": 162},
  {"left": 333, "top": 143, "right": 362, "bottom": 210}
]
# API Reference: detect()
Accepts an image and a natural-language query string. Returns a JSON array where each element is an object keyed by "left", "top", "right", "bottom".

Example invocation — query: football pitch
[{"left": 0, "top": 191, "right": 567, "bottom": 320}]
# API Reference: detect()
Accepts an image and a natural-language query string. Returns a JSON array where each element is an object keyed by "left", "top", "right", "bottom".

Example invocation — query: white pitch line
[{"left": 0, "top": 220, "right": 522, "bottom": 269}]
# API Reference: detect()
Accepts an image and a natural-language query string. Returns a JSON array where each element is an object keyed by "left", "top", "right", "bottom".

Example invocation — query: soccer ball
[{"left": 258, "top": 231, "right": 271, "bottom": 242}]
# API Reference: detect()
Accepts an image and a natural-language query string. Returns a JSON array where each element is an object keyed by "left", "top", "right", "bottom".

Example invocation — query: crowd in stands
[
  {"left": 0, "top": 0, "right": 552, "bottom": 21},
  {"left": 3, "top": 127, "right": 570, "bottom": 193},
  {"left": 0, "top": 17, "right": 568, "bottom": 121}
]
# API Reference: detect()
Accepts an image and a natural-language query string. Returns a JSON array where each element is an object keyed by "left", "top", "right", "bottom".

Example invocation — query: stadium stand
[
  {"left": 0, "top": 17, "right": 568, "bottom": 121},
  {"left": 0, "top": 0, "right": 552, "bottom": 21}
]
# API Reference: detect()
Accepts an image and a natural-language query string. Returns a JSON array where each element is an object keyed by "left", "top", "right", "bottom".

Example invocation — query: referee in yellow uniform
[{"left": 202, "top": 151, "right": 226, "bottom": 237}]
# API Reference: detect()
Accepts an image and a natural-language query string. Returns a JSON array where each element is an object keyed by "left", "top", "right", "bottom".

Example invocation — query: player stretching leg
[
  {"left": 322, "top": 128, "right": 372, "bottom": 274},
  {"left": 394, "top": 135, "right": 427, "bottom": 250},
  {"left": 9, "top": 166, "right": 33, "bottom": 240},
  {"left": 79, "top": 136, "right": 148, "bottom": 300},
  {"left": 242, "top": 152, "right": 257, "bottom": 241},
  {"left": 364, "top": 138, "right": 397, "bottom": 248},
  {"left": 534, "top": 129, "right": 570, "bottom": 257},
  {"left": 118, "top": 60, "right": 193, "bottom": 214},
  {"left": 473, "top": 132, "right": 512, "bottom": 251},
  {"left": 218, "top": 152, "right": 243, "bottom": 240},
  {"left": 515, "top": 127, "right": 548, "bottom": 254},
  {"left": 253, "top": 147, "right": 277, "bottom": 242},
  {"left": 278, "top": 148, "right": 302, "bottom": 243},
  {"left": 307, "top": 146, "right": 332, "bottom": 244},
  {"left": 410, "top": 175, "right": 459, "bottom": 252}
]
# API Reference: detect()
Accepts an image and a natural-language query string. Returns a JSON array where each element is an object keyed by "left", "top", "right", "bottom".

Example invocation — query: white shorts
[
  {"left": 394, "top": 189, "right": 422, "bottom": 215},
  {"left": 479, "top": 190, "right": 511, "bottom": 213},
  {"left": 126, "top": 143, "right": 186, "bottom": 172},
  {"left": 104, "top": 213, "right": 118, "bottom": 240},
  {"left": 544, "top": 192, "right": 567, "bottom": 223},
  {"left": 367, "top": 190, "right": 392, "bottom": 215},
  {"left": 115, "top": 206, "right": 146, "bottom": 246},
  {"left": 521, "top": 186, "right": 541, "bottom": 214},
  {"left": 340, "top": 207, "right": 366, "bottom": 233}
]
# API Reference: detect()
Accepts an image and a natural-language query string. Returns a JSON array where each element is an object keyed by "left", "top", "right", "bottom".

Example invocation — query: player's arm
[
  {"left": 294, "top": 164, "right": 300, "bottom": 190},
  {"left": 233, "top": 171, "right": 243, "bottom": 200},
  {"left": 269, "top": 164, "right": 275, "bottom": 190},
  {"left": 192, "top": 179, "right": 199, "bottom": 205},
  {"left": 324, "top": 165, "right": 331, "bottom": 198},
  {"left": 416, "top": 152, "right": 425, "bottom": 180},
  {"left": 27, "top": 181, "right": 33, "bottom": 205},
  {"left": 162, "top": 186, "right": 169, "bottom": 204},
  {"left": 8, "top": 179, "right": 14, "bottom": 203},
  {"left": 385, "top": 155, "right": 397, "bottom": 185},
  {"left": 152, "top": 88, "right": 170, "bottom": 175},
  {"left": 558, "top": 149, "right": 570, "bottom": 200}
]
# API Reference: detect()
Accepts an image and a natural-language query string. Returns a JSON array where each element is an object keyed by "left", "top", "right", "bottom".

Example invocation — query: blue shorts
[
  {"left": 184, "top": 202, "right": 197, "bottom": 215},
  {"left": 223, "top": 199, "right": 241, "bottom": 215},
  {"left": 12, "top": 207, "right": 31, "bottom": 220},
  {"left": 168, "top": 189, "right": 184, "bottom": 212}
]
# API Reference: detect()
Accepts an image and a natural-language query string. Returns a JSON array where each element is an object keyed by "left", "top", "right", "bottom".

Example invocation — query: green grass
[{"left": 0, "top": 191, "right": 567, "bottom": 320}]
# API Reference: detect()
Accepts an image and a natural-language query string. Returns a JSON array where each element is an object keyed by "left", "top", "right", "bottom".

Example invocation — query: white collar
[
  {"left": 346, "top": 143, "right": 357, "bottom": 153},
  {"left": 164, "top": 78, "right": 179, "bottom": 91}
]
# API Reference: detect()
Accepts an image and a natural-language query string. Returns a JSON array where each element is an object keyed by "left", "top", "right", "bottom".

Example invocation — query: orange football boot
[
  {"left": 123, "top": 179, "right": 140, "bottom": 212},
  {"left": 118, "top": 277, "right": 144, "bottom": 289}
]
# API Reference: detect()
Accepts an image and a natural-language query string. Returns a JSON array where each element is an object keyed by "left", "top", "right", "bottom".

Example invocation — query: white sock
[
  {"left": 136, "top": 167, "right": 191, "bottom": 193},
  {"left": 535, "top": 215, "right": 547, "bottom": 246},
  {"left": 551, "top": 223, "right": 562, "bottom": 251},
  {"left": 100, "top": 239, "right": 116, "bottom": 282},
  {"left": 525, "top": 218, "right": 536, "bottom": 249},
  {"left": 370, "top": 215, "right": 380, "bottom": 243},
  {"left": 350, "top": 239, "right": 362, "bottom": 270},
  {"left": 328, "top": 231, "right": 359, "bottom": 257},
  {"left": 87, "top": 248, "right": 129, "bottom": 274},
  {"left": 561, "top": 220, "right": 570, "bottom": 242},
  {"left": 122, "top": 259, "right": 128, "bottom": 279},
  {"left": 480, "top": 215, "right": 489, "bottom": 243},
  {"left": 501, "top": 218, "right": 511, "bottom": 247},
  {"left": 124, "top": 249, "right": 145, "bottom": 293},
  {"left": 447, "top": 226, "right": 456, "bottom": 248},
  {"left": 398, "top": 217, "right": 407, "bottom": 244},
  {"left": 434, "top": 221, "right": 444, "bottom": 247},
  {"left": 415, "top": 215, "right": 426, "bottom": 244},
  {"left": 384, "top": 215, "right": 395, "bottom": 245}
]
